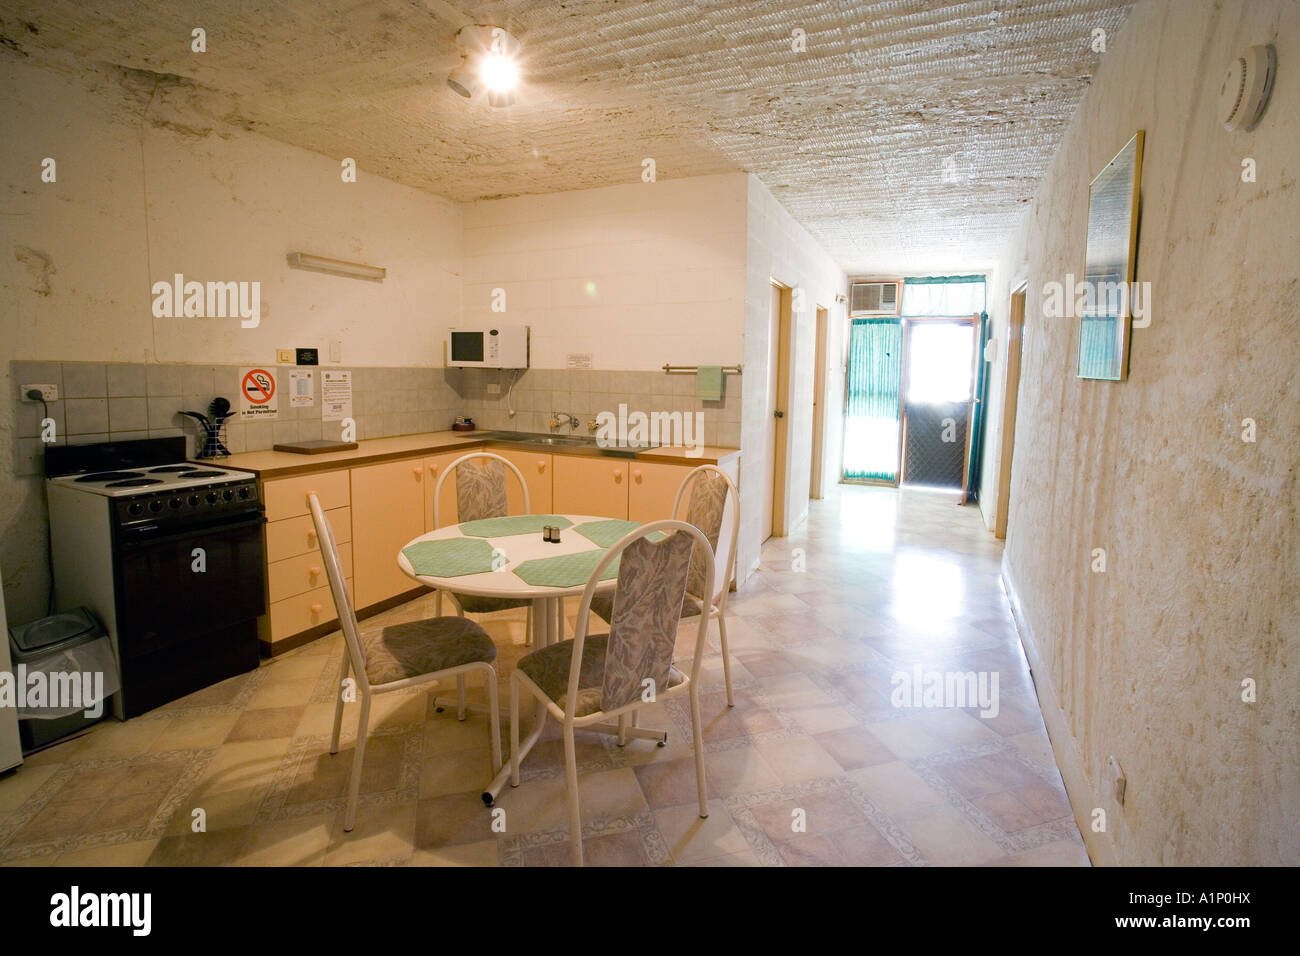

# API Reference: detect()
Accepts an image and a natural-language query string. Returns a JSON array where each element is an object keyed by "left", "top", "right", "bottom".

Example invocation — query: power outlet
[
  {"left": 486, "top": 383, "right": 501, "bottom": 395},
  {"left": 21, "top": 383, "right": 58, "bottom": 402}
]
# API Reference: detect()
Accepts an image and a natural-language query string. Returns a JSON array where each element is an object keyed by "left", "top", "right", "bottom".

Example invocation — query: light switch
[{"left": 329, "top": 340, "right": 342, "bottom": 363}]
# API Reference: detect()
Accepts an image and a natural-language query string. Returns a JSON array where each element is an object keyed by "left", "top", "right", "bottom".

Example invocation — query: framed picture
[{"left": 1078, "top": 130, "right": 1144, "bottom": 381}]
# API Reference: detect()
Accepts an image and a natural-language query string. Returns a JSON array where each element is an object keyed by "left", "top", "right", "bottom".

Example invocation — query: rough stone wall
[{"left": 989, "top": 0, "right": 1298, "bottom": 864}]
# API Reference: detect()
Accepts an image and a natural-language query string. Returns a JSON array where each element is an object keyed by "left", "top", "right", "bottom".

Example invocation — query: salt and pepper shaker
[{"left": 542, "top": 525, "right": 561, "bottom": 544}]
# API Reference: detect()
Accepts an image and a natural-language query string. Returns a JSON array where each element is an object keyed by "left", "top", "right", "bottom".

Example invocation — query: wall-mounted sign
[
  {"left": 296, "top": 347, "right": 319, "bottom": 366},
  {"left": 239, "top": 367, "right": 278, "bottom": 420},
  {"left": 565, "top": 353, "right": 593, "bottom": 369},
  {"left": 289, "top": 368, "right": 315, "bottom": 408},
  {"left": 321, "top": 370, "right": 352, "bottom": 422}
]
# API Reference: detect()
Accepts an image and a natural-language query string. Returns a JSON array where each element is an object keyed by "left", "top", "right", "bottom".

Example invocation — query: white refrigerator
[{"left": 0, "top": 565, "right": 22, "bottom": 773}]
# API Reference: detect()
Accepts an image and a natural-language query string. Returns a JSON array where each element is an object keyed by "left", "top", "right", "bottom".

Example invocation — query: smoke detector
[
  {"left": 448, "top": 25, "right": 522, "bottom": 107},
  {"left": 1219, "top": 44, "right": 1276, "bottom": 132}
]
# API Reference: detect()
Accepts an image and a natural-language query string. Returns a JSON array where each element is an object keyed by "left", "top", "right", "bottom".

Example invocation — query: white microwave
[{"left": 446, "top": 326, "right": 530, "bottom": 368}]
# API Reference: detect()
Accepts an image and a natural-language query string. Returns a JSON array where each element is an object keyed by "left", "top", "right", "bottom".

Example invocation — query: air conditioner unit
[{"left": 849, "top": 280, "right": 901, "bottom": 316}]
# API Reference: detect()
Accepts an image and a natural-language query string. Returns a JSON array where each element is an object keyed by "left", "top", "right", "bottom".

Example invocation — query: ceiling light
[
  {"left": 480, "top": 52, "right": 518, "bottom": 93},
  {"left": 447, "top": 64, "right": 478, "bottom": 98},
  {"left": 287, "top": 252, "right": 386, "bottom": 282}
]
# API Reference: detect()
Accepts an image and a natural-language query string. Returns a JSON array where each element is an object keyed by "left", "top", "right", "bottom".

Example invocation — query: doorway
[
  {"left": 900, "top": 318, "right": 978, "bottom": 493},
  {"left": 995, "top": 284, "right": 1027, "bottom": 538},
  {"left": 809, "top": 305, "right": 829, "bottom": 499},
  {"left": 762, "top": 281, "right": 792, "bottom": 541}
]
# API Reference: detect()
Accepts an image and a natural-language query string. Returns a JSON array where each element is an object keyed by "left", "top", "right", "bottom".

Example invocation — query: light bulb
[{"left": 480, "top": 53, "right": 518, "bottom": 93}]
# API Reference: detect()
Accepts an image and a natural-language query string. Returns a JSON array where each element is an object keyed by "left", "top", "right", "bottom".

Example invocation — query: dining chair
[
  {"left": 509, "top": 519, "right": 715, "bottom": 866},
  {"left": 309, "top": 493, "right": 502, "bottom": 832},
  {"left": 432, "top": 451, "right": 537, "bottom": 716},
  {"left": 589, "top": 464, "right": 740, "bottom": 706}
]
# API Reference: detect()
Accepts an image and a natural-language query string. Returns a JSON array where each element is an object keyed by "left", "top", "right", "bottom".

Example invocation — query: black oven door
[{"left": 114, "top": 512, "right": 266, "bottom": 715}]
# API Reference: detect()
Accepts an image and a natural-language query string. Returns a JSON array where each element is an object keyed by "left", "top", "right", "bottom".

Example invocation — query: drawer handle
[
  {"left": 413, "top": 467, "right": 422, "bottom": 480},
  {"left": 612, "top": 468, "right": 623, "bottom": 481},
  {"left": 537, "top": 459, "right": 546, "bottom": 470},
  {"left": 307, "top": 529, "right": 317, "bottom": 540},
  {"left": 310, "top": 603, "right": 322, "bottom": 614},
  {"left": 429, "top": 463, "right": 440, "bottom": 475},
  {"left": 633, "top": 468, "right": 643, "bottom": 481},
  {"left": 309, "top": 566, "right": 322, "bottom": 576}
]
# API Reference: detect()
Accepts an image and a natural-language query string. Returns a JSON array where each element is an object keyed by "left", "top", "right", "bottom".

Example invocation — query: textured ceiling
[{"left": 0, "top": 0, "right": 1133, "bottom": 273}]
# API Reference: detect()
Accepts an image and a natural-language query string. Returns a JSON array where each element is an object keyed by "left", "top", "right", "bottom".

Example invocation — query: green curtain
[{"left": 843, "top": 318, "right": 903, "bottom": 482}]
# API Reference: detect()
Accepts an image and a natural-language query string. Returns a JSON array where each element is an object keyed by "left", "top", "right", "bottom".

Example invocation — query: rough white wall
[
  {"left": 0, "top": 57, "right": 462, "bottom": 622},
  {"left": 460, "top": 174, "right": 747, "bottom": 370},
  {"left": 740, "top": 176, "right": 847, "bottom": 580},
  {"left": 987, "top": 0, "right": 1298, "bottom": 864}
]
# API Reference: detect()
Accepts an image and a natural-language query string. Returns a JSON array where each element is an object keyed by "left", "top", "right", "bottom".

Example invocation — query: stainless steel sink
[{"left": 485, "top": 431, "right": 593, "bottom": 447}]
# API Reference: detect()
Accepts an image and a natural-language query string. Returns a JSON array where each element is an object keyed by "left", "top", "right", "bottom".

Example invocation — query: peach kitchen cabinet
[
  {"left": 260, "top": 468, "right": 353, "bottom": 650},
  {"left": 552, "top": 454, "right": 629, "bottom": 519},
  {"left": 351, "top": 458, "right": 427, "bottom": 609},
  {"left": 627, "top": 461, "right": 694, "bottom": 523},
  {"left": 491, "top": 447, "right": 553, "bottom": 514},
  {"left": 422, "top": 451, "right": 465, "bottom": 530}
]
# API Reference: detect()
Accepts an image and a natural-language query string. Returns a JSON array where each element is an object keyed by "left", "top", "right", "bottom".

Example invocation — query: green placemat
[
  {"left": 514, "top": 549, "right": 620, "bottom": 588},
  {"left": 402, "top": 538, "right": 499, "bottom": 577},
  {"left": 572, "top": 519, "right": 667, "bottom": 548},
  {"left": 459, "top": 514, "right": 574, "bottom": 538}
]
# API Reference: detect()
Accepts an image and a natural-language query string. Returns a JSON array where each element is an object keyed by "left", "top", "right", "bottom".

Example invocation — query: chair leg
[
  {"left": 524, "top": 606, "right": 533, "bottom": 646},
  {"left": 509, "top": 675, "right": 521, "bottom": 787},
  {"left": 435, "top": 590, "right": 443, "bottom": 616},
  {"left": 689, "top": 686, "right": 709, "bottom": 819},
  {"left": 457, "top": 674, "right": 467, "bottom": 721},
  {"left": 483, "top": 667, "right": 502, "bottom": 773},
  {"left": 330, "top": 651, "right": 350, "bottom": 755},
  {"left": 716, "top": 609, "right": 735, "bottom": 708},
  {"left": 344, "top": 695, "right": 371, "bottom": 832},
  {"left": 555, "top": 596, "right": 566, "bottom": 639},
  {"left": 617, "top": 714, "right": 628, "bottom": 747},
  {"left": 564, "top": 724, "right": 583, "bottom": 866}
]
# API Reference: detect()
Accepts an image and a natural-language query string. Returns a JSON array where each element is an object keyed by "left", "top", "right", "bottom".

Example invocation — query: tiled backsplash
[{"left": 10, "top": 362, "right": 741, "bottom": 475}]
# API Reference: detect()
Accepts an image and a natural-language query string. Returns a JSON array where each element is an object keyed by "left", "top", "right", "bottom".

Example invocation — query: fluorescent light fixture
[
  {"left": 449, "top": 24, "right": 521, "bottom": 108},
  {"left": 286, "top": 252, "right": 386, "bottom": 282}
]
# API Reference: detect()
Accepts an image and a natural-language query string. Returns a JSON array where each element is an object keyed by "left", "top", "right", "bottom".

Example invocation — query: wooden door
[
  {"left": 491, "top": 447, "right": 553, "bottom": 514},
  {"left": 628, "top": 461, "right": 690, "bottom": 522},
  {"left": 351, "top": 458, "right": 426, "bottom": 609},
  {"left": 553, "top": 454, "right": 628, "bottom": 519},
  {"left": 810, "top": 305, "right": 828, "bottom": 499},
  {"left": 763, "top": 282, "right": 791, "bottom": 540}
]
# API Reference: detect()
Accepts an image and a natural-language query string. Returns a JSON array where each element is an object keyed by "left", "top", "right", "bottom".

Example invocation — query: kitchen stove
[{"left": 44, "top": 437, "right": 266, "bottom": 718}]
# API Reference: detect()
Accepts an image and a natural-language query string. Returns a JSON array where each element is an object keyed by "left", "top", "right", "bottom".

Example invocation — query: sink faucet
[{"left": 550, "top": 411, "right": 579, "bottom": 431}]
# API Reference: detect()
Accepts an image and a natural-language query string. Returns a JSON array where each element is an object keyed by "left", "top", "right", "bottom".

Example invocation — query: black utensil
[
  {"left": 208, "top": 396, "right": 231, "bottom": 421},
  {"left": 180, "top": 410, "right": 210, "bottom": 427}
]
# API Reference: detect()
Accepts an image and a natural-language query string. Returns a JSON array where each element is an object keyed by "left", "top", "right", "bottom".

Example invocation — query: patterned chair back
[
  {"left": 433, "top": 452, "right": 529, "bottom": 527},
  {"left": 307, "top": 492, "right": 370, "bottom": 690},
  {"left": 674, "top": 466, "right": 739, "bottom": 605}
]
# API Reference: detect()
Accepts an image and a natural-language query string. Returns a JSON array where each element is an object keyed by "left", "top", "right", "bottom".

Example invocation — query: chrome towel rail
[{"left": 661, "top": 364, "right": 743, "bottom": 374}]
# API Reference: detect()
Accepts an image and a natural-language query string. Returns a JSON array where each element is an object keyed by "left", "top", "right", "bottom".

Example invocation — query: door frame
[
  {"left": 810, "top": 305, "right": 829, "bottom": 499},
  {"left": 995, "top": 281, "right": 1028, "bottom": 538},
  {"left": 767, "top": 279, "right": 793, "bottom": 538}
]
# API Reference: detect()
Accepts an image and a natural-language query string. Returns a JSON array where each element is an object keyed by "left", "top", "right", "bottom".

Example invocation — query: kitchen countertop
[{"left": 211, "top": 430, "right": 740, "bottom": 479}]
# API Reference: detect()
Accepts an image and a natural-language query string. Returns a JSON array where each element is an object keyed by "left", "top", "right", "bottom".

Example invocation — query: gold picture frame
[{"left": 1078, "top": 130, "right": 1144, "bottom": 381}]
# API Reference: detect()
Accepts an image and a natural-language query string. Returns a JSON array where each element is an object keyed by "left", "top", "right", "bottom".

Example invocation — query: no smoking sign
[{"left": 239, "top": 367, "right": 279, "bottom": 420}]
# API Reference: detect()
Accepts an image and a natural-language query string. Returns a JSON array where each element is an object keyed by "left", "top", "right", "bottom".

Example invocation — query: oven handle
[{"left": 117, "top": 512, "right": 266, "bottom": 549}]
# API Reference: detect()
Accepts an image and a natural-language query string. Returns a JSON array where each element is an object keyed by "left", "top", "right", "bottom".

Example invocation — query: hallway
[{"left": 0, "top": 485, "right": 1087, "bottom": 866}]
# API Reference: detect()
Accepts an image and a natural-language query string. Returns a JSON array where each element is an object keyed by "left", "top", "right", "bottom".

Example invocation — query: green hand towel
[{"left": 696, "top": 366, "right": 724, "bottom": 402}]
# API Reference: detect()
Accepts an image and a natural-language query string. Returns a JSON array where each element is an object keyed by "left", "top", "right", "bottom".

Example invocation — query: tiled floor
[{"left": 0, "top": 484, "right": 1089, "bottom": 866}]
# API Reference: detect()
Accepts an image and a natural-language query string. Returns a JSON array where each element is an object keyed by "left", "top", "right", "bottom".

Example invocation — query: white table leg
[{"left": 484, "top": 696, "right": 547, "bottom": 805}]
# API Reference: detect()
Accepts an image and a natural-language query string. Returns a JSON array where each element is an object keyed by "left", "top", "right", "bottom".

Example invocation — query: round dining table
[{"left": 397, "top": 513, "right": 668, "bottom": 804}]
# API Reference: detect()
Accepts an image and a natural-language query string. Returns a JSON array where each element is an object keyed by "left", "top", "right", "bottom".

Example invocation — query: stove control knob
[
  {"left": 170, "top": 497, "right": 183, "bottom": 510},
  {"left": 205, "top": 491, "right": 218, "bottom": 504},
  {"left": 188, "top": 494, "right": 201, "bottom": 507},
  {"left": 237, "top": 486, "right": 252, "bottom": 499},
  {"left": 148, "top": 499, "right": 164, "bottom": 513},
  {"left": 128, "top": 502, "right": 145, "bottom": 516},
  {"left": 222, "top": 488, "right": 235, "bottom": 502}
]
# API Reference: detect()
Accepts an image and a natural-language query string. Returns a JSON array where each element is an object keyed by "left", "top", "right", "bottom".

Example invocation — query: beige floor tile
[
  {"left": 246, "top": 678, "right": 318, "bottom": 711},
  {"left": 324, "top": 800, "right": 417, "bottom": 865},
  {"left": 420, "top": 746, "right": 495, "bottom": 798},
  {"left": 704, "top": 746, "right": 781, "bottom": 795},
  {"left": 236, "top": 814, "right": 334, "bottom": 866},
  {"left": 847, "top": 761, "right": 948, "bottom": 816},
  {"left": 56, "top": 839, "right": 160, "bottom": 867},
  {"left": 863, "top": 717, "right": 947, "bottom": 760},
  {"left": 0, "top": 763, "right": 59, "bottom": 813},
  {"left": 754, "top": 736, "right": 842, "bottom": 783},
  {"left": 996, "top": 838, "right": 1091, "bottom": 867},
  {"left": 895, "top": 804, "right": 1006, "bottom": 865},
  {"left": 407, "top": 839, "right": 501, "bottom": 866},
  {"left": 149, "top": 712, "right": 244, "bottom": 751},
  {"left": 656, "top": 799, "right": 752, "bottom": 863}
]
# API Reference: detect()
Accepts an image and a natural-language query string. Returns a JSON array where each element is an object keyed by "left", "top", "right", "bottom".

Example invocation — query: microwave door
[{"left": 450, "top": 331, "right": 484, "bottom": 364}]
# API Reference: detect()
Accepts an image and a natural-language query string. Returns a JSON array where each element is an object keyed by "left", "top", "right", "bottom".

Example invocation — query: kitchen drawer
[
  {"left": 268, "top": 579, "right": 352, "bottom": 643},
  {"left": 553, "top": 454, "right": 628, "bottom": 519},
  {"left": 263, "top": 469, "right": 350, "bottom": 521},
  {"left": 490, "top": 447, "right": 553, "bottom": 514},
  {"left": 268, "top": 542, "right": 353, "bottom": 603},
  {"left": 265, "top": 506, "right": 351, "bottom": 563}
]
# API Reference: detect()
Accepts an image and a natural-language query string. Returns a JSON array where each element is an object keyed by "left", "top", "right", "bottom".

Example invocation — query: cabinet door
[
  {"left": 553, "top": 455, "right": 628, "bottom": 519},
  {"left": 423, "top": 452, "right": 464, "bottom": 530},
  {"left": 491, "top": 447, "right": 553, "bottom": 514},
  {"left": 351, "top": 459, "right": 426, "bottom": 609},
  {"left": 628, "top": 461, "right": 691, "bottom": 523}
]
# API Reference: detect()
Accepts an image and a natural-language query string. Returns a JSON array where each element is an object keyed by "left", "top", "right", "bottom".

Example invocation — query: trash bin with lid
[{"left": 6, "top": 607, "right": 120, "bottom": 752}]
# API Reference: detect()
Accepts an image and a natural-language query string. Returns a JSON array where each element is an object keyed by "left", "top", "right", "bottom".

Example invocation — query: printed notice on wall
[
  {"left": 321, "top": 369, "right": 352, "bottom": 422},
  {"left": 289, "top": 369, "right": 315, "bottom": 408},
  {"left": 239, "top": 367, "right": 278, "bottom": 421}
]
